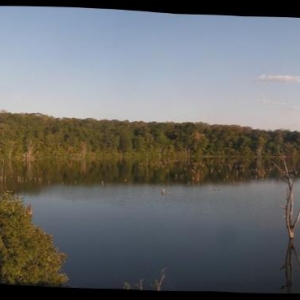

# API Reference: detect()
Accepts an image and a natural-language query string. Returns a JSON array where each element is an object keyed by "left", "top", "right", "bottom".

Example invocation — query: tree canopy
[
  {"left": 0, "top": 191, "right": 68, "bottom": 286},
  {"left": 0, "top": 111, "right": 299, "bottom": 160}
]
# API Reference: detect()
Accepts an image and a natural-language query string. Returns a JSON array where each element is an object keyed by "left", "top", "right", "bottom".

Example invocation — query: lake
[{"left": 2, "top": 159, "right": 300, "bottom": 293}]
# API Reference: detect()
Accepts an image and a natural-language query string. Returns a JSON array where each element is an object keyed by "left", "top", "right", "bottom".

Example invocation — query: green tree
[{"left": 0, "top": 192, "right": 68, "bottom": 286}]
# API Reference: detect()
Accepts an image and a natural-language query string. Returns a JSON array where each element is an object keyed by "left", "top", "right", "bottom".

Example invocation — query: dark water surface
[
  {"left": 19, "top": 179, "right": 300, "bottom": 293},
  {"left": 2, "top": 159, "right": 300, "bottom": 292}
]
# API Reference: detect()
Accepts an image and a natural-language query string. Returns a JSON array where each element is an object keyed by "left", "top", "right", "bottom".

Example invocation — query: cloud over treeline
[{"left": 258, "top": 74, "right": 300, "bottom": 83}]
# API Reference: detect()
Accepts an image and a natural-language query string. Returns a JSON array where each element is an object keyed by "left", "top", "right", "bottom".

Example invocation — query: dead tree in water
[{"left": 274, "top": 157, "right": 300, "bottom": 239}]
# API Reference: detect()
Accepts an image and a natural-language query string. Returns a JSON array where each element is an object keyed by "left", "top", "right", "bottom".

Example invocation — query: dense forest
[{"left": 0, "top": 111, "right": 299, "bottom": 161}]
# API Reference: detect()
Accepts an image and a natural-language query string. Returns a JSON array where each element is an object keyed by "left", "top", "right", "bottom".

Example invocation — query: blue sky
[{"left": 1, "top": 7, "right": 300, "bottom": 131}]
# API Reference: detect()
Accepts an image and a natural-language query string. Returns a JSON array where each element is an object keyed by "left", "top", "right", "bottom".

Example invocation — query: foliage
[
  {"left": 0, "top": 112, "right": 300, "bottom": 160},
  {"left": 0, "top": 191, "right": 68, "bottom": 286}
]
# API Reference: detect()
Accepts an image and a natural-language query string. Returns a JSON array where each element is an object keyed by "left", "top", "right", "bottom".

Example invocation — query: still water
[
  {"left": 17, "top": 177, "right": 300, "bottom": 293},
  {"left": 1, "top": 158, "right": 300, "bottom": 292}
]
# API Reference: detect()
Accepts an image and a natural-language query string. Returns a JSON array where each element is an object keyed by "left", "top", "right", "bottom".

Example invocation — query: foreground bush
[{"left": 0, "top": 191, "right": 68, "bottom": 286}]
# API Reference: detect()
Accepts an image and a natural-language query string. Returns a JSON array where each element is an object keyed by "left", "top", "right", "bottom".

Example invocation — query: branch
[
  {"left": 282, "top": 156, "right": 289, "bottom": 175},
  {"left": 274, "top": 156, "right": 297, "bottom": 187},
  {"left": 292, "top": 246, "right": 300, "bottom": 268},
  {"left": 292, "top": 209, "right": 300, "bottom": 229},
  {"left": 282, "top": 177, "right": 290, "bottom": 184},
  {"left": 153, "top": 268, "right": 167, "bottom": 291},
  {"left": 273, "top": 161, "right": 285, "bottom": 175}
]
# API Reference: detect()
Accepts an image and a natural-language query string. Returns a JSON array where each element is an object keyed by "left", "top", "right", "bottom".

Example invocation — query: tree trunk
[
  {"left": 286, "top": 182, "right": 295, "bottom": 239},
  {"left": 275, "top": 156, "right": 300, "bottom": 240},
  {"left": 24, "top": 140, "right": 35, "bottom": 162}
]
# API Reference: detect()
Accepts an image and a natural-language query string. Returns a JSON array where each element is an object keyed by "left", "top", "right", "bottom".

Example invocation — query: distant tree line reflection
[{"left": 0, "top": 157, "right": 297, "bottom": 194}]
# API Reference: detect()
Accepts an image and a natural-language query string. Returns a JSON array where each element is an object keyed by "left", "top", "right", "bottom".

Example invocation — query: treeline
[{"left": 0, "top": 112, "right": 299, "bottom": 160}]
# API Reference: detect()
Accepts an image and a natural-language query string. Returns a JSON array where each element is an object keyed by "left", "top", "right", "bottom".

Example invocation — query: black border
[
  {"left": 0, "top": 1, "right": 299, "bottom": 298},
  {"left": 0, "top": 1, "right": 299, "bottom": 18}
]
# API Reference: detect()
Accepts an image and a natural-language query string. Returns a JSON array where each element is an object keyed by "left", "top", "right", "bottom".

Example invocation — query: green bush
[{"left": 0, "top": 191, "right": 68, "bottom": 286}]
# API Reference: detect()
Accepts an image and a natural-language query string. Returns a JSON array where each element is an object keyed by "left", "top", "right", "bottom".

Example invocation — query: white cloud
[
  {"left": 260, "top": 99, "right": 287, "bottom": 106},
  {"left": 287, "top": 105, "right": 300, "bottom": 111},
  {"left": 258, "top": 74, "right": 300, "bottom": 83}
]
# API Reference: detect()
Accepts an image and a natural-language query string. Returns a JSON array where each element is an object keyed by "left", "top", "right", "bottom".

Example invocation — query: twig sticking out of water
[
  {"left": 152, "top": 268, "right": 167, "bottom": 291},
  {"left": 123, "top": 268, "right": 167, "bottom": 291}
]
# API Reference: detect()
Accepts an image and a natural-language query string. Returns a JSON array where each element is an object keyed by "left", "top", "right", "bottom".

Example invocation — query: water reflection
[
  {"left": 25, "top": 181, "right": 289, "bottom": 291},
  {"left": 0, "top": 157, "right": 296, "bottom": 194},
  {"left": 281, "top": 239, "right": 300, "bottom": 293},
  {"left": 2, "top": 156, "right": 300, "bottom": 291}
]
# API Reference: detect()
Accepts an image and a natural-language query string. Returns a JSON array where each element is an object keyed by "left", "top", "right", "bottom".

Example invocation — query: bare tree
[
  {"left": 274, "top": 156, "right": 300, "bottom": 239},
  {"left": 80, "top": 141, "right": 87, "bottom": 159},
  {"left": 6, "top": 140, "right": 15, "bottom": 160},
  {"left": 23, "top": 139, "right": 35, "bottom": 162}
]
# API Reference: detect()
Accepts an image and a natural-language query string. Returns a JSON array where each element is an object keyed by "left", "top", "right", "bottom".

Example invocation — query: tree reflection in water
[{"left": 281, "top": 239, "right": 300, "bottom": 293}]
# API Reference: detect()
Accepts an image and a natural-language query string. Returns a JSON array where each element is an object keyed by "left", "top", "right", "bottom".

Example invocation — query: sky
[{"left": 1, "top": 7, "right": 300, "bottom": 131}]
